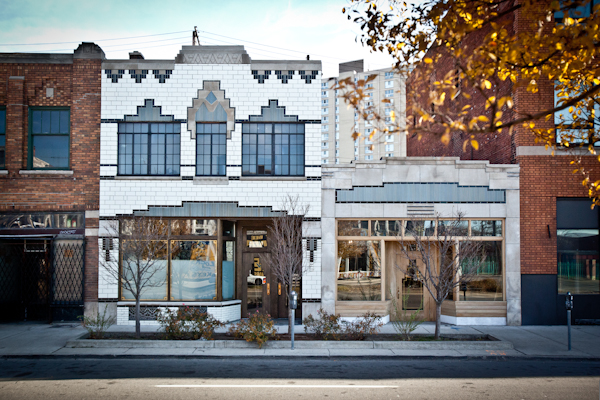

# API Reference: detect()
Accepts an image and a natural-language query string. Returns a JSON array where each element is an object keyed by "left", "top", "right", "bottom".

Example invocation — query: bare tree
[
  {"left": 397, "top": 213, "right": 485, "bottom": 340},
  {"left": 263, "top": 195, "right": 309, "bottom": 335},
  {"left": 101, "top": 216, "right": 169, "bottom": 338}
]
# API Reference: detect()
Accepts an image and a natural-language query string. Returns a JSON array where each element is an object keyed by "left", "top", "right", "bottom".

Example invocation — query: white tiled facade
[{"left": 99, "top": 46, "right": 322, "bottom": 322}]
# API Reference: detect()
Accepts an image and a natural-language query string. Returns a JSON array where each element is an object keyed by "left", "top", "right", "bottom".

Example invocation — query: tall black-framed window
[
  {"left": 557, "top": 198, "right": 600, "bottom": 294},
  {"left": 196, "top": 123, "right": 226, "bottom": 176},
  {"left": 118, "top": 122, "right": 180, "bottom": 175},
  {"left": 28, "top": 108, "right": 70, "bottom": 169},
  {"left": 0, "top": 107, "right": 5, "bottom": 169},
  {"left": 242, "top": 123, "right": 305, "bottom": 176}
]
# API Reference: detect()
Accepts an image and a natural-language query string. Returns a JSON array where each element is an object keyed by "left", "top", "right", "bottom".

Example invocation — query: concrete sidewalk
[{"left": 1, "top": 321, "right": 599, "bottom": 359}]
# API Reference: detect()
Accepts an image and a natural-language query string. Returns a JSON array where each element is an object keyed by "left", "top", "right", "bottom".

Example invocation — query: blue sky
[{"left": 0, "top": 0, "right": 395, "bottom": 77}]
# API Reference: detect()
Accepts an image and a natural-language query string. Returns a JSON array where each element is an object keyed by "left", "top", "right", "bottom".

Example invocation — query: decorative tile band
[{"left": 336, "top": 182, "right": 506, "bottom": 204}]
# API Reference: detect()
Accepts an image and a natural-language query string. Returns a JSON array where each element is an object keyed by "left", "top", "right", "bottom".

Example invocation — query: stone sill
[
  {"left": 19, "top": 170, "right": 73, "bottom": 175},
  {"left": 240, "top": 176, "right": 307, "bottom": 181},
  {"left": 116, "top": 300, "right": 241, "bottom": 307},
  {"left": 0, "top": 170, "right": 7, "bottom": 175},
  {"left": 114, "top": 176, "right": 181, "bottom": 180}
]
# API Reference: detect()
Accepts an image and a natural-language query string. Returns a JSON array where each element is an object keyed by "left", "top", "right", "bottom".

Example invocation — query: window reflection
[
  {"left": 558, "top": 229, "right": 600, "bottom": 294},
  {"left": 338, "top": 220, "right": 369, "bottom": 236},
  {"left": 170, "top": 240, "right": 217, "bottom": 300},
  {"left": 460, "top": 241, "right": 503, "bottom": 301},
  {"left": 337, "top": 240, "right": 381, "bottom": 301},
  {"left": 121, "top": 240, "right": 168, "bottom": 300}
]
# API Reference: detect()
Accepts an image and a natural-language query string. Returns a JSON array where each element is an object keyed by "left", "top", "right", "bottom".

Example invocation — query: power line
[{"left": 0, "top": 30, "right": 188, "bottom": 46}]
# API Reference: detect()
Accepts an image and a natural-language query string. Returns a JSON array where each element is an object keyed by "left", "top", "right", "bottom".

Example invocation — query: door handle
[{"left": 267, "top": 283, "right": 270, "bottom": 295}]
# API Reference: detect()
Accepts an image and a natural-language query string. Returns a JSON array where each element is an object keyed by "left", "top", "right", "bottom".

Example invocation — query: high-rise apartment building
[{"left": 320, "top": 60, "right": 406, "bottom": 165}]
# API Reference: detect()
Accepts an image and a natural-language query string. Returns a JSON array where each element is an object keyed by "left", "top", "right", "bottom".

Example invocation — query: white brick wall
[
  {"left": 100, "top": 52, "right": 323, "bottom": 315},
  {"left": 115, "top": 304, "right": 241, "bottom": 325}
]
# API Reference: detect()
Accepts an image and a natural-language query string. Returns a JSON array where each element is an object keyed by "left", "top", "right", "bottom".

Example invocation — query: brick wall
[
  {"left": 406, "top": 2, "right": 516, "bottom": 164},
  {"left": 0, "top": 47, "right": 102, "bottom": 305}
]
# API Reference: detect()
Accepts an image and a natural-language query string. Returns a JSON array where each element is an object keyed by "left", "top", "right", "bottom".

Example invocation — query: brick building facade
[
  {"left": 407, "top": 2, "right": 600, "bottom": 324},
  {"left": 0, "top": 43, "right": 104, "bottom": 321}
]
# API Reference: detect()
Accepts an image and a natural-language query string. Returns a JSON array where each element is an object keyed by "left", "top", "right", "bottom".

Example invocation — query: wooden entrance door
[
  {"left": 392, "top": 243, "right": 436, "bottom": 321},
  {"left": 239, "top": 223, "right": 288, "bottom": 318}
]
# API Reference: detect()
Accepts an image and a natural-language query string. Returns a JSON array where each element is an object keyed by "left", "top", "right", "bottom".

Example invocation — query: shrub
[
  {"left": 389, "top": 289, "right": 423, "bottom": 341},
  {"left": 302, "top": 308, "right": 343, "bottom": 340},
  {"left": 80, "top": 306, "right": 116, "bottom": 339},
  {"left": 157, "top": 306, "right": 224, "bottom": 340},
  {"left": 228, "top": 311, "right": 278, "bottom": 348},
  {"left": 344, "top": 312, "right": 383, "bottom": 340},
  {"left": 303, "top": 308, "right": 383, "bottom": 340}
]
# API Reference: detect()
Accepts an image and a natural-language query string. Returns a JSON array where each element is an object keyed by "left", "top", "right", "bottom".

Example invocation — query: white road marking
[{"left": 155, "top": 384, "right": 397, "bottom": 388}]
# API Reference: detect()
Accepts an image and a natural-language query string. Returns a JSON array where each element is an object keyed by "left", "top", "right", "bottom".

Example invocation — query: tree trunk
[
  {"left": 135, "top": 298, "right": 141, "bottom": 338},
  {"left": 434, "top": 302, "right": 442, "bottom": 340}
]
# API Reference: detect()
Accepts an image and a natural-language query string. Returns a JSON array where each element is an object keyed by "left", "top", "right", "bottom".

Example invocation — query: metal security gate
[{"left": 0, "top": 239, "right": 84, "bottom": 322}]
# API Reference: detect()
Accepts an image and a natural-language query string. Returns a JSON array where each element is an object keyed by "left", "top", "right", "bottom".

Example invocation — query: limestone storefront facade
[{"left": 321, "top": 158, "right": 520, "bottom": 325}]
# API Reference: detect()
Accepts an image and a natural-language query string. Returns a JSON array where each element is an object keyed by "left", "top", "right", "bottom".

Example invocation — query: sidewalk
[{"left": 1, "top": 321, "right": 599, "bottom": 359}]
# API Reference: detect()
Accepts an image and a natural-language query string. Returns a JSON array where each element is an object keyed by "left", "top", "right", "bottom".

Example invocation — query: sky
[{"left": 0, "top": 0, "right": 396, "bottom": 78}]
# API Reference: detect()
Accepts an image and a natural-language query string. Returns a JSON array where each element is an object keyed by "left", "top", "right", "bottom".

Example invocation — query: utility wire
[{"left": 0, "top": 30, "right": 189, "bottom": 46}]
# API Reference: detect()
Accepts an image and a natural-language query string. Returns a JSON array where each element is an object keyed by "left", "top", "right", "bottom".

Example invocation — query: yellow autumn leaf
[
  {"left": 483, "top": 80, "right": 492, "bottom": 89},
  {"left": 424, "top": 57, "right": 433, "bottom": 64},
  {"left": 471, "top": 140, "right": 479, "bottom": 150}
]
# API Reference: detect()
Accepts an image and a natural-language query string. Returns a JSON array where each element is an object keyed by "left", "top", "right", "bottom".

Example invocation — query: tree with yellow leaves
[{"left": 339, "top": 0, "right": 600, "bottom": 202}]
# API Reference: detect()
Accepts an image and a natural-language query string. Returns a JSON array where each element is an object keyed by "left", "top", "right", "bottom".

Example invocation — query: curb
[{"left": 65, "top": 338, "right": 514, "bottom": 351}]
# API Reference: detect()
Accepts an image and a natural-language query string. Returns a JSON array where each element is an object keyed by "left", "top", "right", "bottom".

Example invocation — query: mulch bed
[{"left": 90, "top": 332, "right": 495, "bottom": 341}]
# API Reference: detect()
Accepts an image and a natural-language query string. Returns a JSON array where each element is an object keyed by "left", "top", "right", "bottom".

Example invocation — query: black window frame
[
  {"left": 0, "top": 107, "right": 5, "bottom": 169},
  {"left": 28, "top": 107, "right": 70, "bottom": 170},
  {"left": 242, "top": 122, "right": 305, "bottom": 177},
  {"left": 117, "top": 122, "right": 181, "bottom": 176},
  {"left": 196, "top": 122, "right": 227, "bottom": 176}
]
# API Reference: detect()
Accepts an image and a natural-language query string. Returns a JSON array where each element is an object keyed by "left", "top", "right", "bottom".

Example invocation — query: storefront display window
[{"left": 337, "top": 240, "right": 381, "bottom": 301}]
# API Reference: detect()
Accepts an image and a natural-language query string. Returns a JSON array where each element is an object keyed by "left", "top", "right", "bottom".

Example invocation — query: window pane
[
  {"left": 32, "top": 111, "right": 42, "bottom": 133},
  {"left": 0, "top": 110, "right": 5, "bottom": 134},
  {"left": 41, "top": 111, "right": 51, "bottom": 133},
  {"left": 222, "top": 241, "right": 235, "bottom": 300},
  {"left": 471, "top": 220, "right": 502, "bottom": 236},
  {"left": 32, "top": 136, "right": 69, "bottom": 168},
  {"left": 337, "top": 241, "right": 381, "bottom": 301},
  {"left": 405, "top": 220, "right": 435, "bottom": 236},
  {"left": 50, "top": 111, "right": 60, "bottom": 133},
  {"left": 558, "top": 229, "right": 600, "bottom": 294},
  {"left": 338, "top": 220, "right": 369, "bottom": 236},
  {"left": 459, "top": 241, "right": 503, "bottom": 301},
  {"left": 170, "top": 240, "right": 217, "bottom": 300},
  {"left": 0, "top": 134, "right": 5, "bottom": 169},
  {"left": 59, "top": 111, "right": 69, "bottom": 134},
  {"left": 120, "top": 240, "right": 168, "bottom": 301},
  {"left": 372, "top": 220, "right": 401, "bottom": 236}
]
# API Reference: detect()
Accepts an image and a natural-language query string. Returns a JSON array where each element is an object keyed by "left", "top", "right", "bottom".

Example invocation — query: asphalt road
[{"left": 0, "top": 358, "right": 598, "bottom": 400}]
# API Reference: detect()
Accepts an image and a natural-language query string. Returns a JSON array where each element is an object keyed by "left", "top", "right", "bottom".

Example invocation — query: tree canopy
[{"left": 340, "top": 0, "right": 600, "bottom": 202}]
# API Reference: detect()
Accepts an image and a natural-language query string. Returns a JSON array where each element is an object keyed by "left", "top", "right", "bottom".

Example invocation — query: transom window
[
  {"left": 242, "top": 123, "right": 305, "bottom": 176},
  {"left": 29, "top": 108, "right": 70, "bottom": 169},
  {"left": 118, "top": 122, "right": 181, "bottom": 175}
]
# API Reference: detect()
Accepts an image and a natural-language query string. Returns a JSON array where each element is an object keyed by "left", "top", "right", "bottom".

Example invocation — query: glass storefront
[
  {"left": 119, "top": 218, "right": 237, "bottom": 301},
  {"left": 337, "top": 240, "right": 381, "bottom": 301},
  {"left": 336, "top": 219, "right": 504, "bottom": 303}
]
